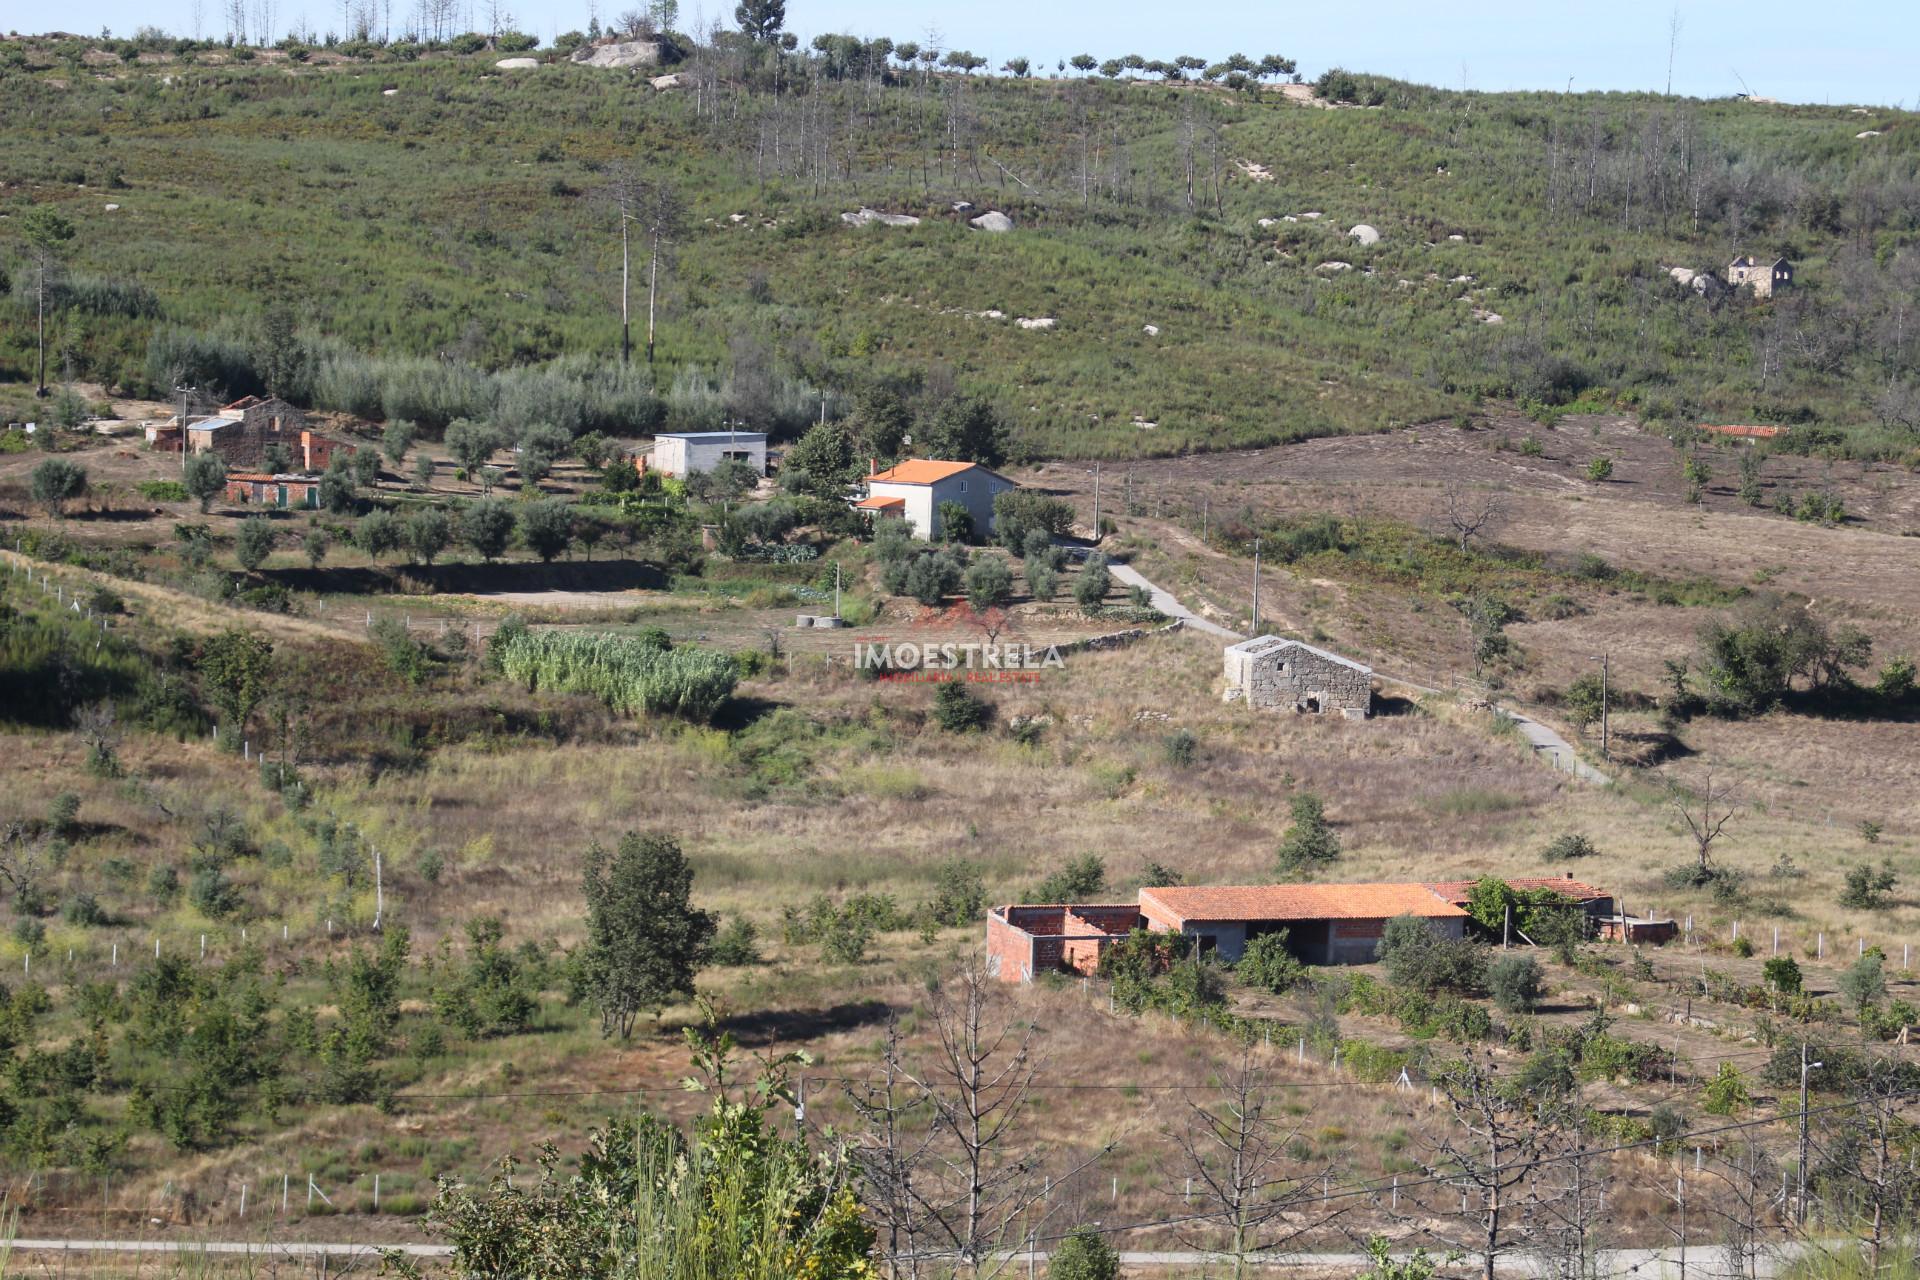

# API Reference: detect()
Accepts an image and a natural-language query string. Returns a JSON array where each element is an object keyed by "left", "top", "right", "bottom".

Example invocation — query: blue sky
[{"left": 54, "top": 0, "right": 1917, "bottom": 106}]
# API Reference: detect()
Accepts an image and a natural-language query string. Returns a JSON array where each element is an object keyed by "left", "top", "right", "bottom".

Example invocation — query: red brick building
[{"left": 223, "top": 472, "right": 323, "bottom": 510}]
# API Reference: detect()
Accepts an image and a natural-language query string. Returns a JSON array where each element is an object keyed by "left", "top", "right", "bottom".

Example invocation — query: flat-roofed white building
[{"left": 651, "top": 430, "right": 768, "bottom": 479}]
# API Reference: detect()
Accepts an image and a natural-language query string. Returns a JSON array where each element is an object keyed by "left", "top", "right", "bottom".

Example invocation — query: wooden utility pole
[
  {"left": 1596, "top": 651, "right": 1611, "bottom": 760},
  {"left": 1797, "top": 1042, "right": 1820, "bottom": 1223}
]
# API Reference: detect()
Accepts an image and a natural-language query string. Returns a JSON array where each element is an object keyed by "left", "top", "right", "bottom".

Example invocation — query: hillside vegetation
[{"left": 3, "top": 32, "right": 1919, "bottom": 458}]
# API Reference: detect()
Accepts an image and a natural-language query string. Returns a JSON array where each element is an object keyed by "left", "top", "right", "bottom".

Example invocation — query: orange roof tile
[
  {"left": 1425, "top": 878, "right": 1611, "bottom": 905},
  {"left": 1140, "top": 883, "right": 1466, "bottom": 928},
  {"left": 867, "top": 459, "right": 982, "bottom": 485},
  {"left": 855, "top": 495, "right": 906, "bottom": 510}
]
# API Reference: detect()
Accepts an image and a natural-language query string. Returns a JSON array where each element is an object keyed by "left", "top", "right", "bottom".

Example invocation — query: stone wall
[{"left": 1225, "top": 638, "right": 1371, "bottom": 718}]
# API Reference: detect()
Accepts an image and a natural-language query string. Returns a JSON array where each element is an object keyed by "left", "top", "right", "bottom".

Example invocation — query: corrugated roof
[
  {"left": 1140, "top": 883, "right": 1466, "bottom": 928},
  {"left": 867, "top": 459, "right": 983, "bottom": 485},
  {"left": 1425, "top": 877, "right": 1611, "bottom": 905}
]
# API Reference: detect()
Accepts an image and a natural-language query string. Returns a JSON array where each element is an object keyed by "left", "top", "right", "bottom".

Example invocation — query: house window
[{"left": 959, "top": 480, "right": 967, "bottom": 493}]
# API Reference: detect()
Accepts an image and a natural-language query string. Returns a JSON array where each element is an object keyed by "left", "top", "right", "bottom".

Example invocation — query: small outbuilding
[
  {"left": 650, "top": 430, "right": 768, "bottom": 479},
  {"left": 1726, "top": 255, "right": 1793, "bottom": 298},
  {"left": 1223, "top": 636, "right": 1373, "bottom": 718}
]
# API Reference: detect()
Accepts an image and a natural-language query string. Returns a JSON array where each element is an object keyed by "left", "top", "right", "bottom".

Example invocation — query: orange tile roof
[
  {"left": 1140, "top": 883, "right": 1466, "bottom": 928},
  {"left": 867, "top": 459, "right": 981, "bottom": 485},
  {"left": 855, "top": 495, "right": 906, "bottom": 510},
  {"left": 1426, "top": 877, "right": 1611, "bottom": 905}
]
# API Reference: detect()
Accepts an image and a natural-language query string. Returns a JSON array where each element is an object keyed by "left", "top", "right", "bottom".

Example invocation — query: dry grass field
[{"left": 4, "top": 419, "right": 1920, "bottom": 1261}]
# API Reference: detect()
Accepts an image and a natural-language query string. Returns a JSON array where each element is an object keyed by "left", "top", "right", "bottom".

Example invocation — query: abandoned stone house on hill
[
  {"left": 1726, "top": 254, "right": 1794, "bottom": 298},
  {"left": 184, "top": 396, "right": 356, "bottom": 473},
  {"left": 1222, "top": 636, "right": 1373, "bottom": 718}
]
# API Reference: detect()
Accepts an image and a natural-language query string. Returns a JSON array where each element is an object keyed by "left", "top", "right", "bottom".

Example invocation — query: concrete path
[
  {"left": 1110, "top": 557, "right": 1609, "bottom": 786},
  {"left": 1108, "top": 561, "right": 1242, "bottom": 640}
]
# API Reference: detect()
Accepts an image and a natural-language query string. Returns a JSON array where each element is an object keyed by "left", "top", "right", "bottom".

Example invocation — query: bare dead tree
[
  {"left": 902, "top": 957, "right": 1107, "bottom": 1278},
  {"left": 1534, "top": 1132, "right": 1608, "bottom": 1280},
  {"left": 1441, "top": 485, "right": 1505, "bottom": 553},
  {"left": 846, "top": 1015, "right": 939, "bottom": 1280},
  {"left": 1163, "top": 1045, "right": 1342, "bottom": 1280},
  {"left": 1664, "top": 769, "right": 1738, "bottom": 879},
  {"left": 73, "top": 700, "right": 122, "bottom": 773},
  {"left": 1422, "top": 1051, "right": 1569, "bottom": 1280},
  {"left": 602, "top": 167, "right": 686, "bottom": 368},
  {"left": 1692, "top": 1139, "right": 1780, "bottom": 1280},
  {"left": 1811, "top": 1056, "right": 1920, "bottom": 1273}
]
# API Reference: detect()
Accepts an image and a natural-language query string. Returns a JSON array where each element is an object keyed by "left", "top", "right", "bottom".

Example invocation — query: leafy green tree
[
  {"left": 233, "top": 516, "right": 275, "bottom": 572},
  {"left": 993, "top": 490, "right": 1075, "bottom": 550},
  {"left": 1070, "top": 53, "right": 1095, "bottom": 74},
  {"left": 356, "top": 509, "right": 403, "bottom": 563},
  {"left": 183, "top": 452, "right": 227, "bottom": 514},
  {"left": 29, "top": 457, "right": 87, "bottom": 518},
  {"left": 303, "top": 527, "right": 330, "bottom": 569},
  {"left": 922, "top": 859, "right": 986, "bottom": 928},
  {"left": 381, "top": 419, "right": 416, "bottom": 465},
  {"left": 936, "top": 499, "right": 974, "bottom": 544},
  {"left": 256, "top": 304, "right": 308, "bottom": 400},
  {"left": 579, "top": 833, "right": 715, "bottom": 1039},
  {"left": 444, "top": 419, "right": 501, "bottom": 480},
  {"left": 411, "top": 1020, "right": 872, "bottom": 1280},
  {"left": 1274, "top": 792, "right": 1340, "bottom": 873},
  {"left": 1702, "top": 1062, "right": 1750, "bottom": 1115},
  {"left": 1840, "top": 861, "right": 1898, "bottom": 910},
  {"left": 1562, "top": 673, "right": 1605, "bottom": 732},
  {"left": 965, "top": 556, "right": 1013, "bottom": 611},
  {"left": 404, "top": 508, "right": 451, "bottom": 566},
  {"left": 902, "top": 551, "right": 963, "bottom": 606},
  {"left": 19, "top": 205, "right": 75, "bottom": 397},
  {"left": 1840, "top": 952, "right": 1888, "bottom": 1013},
  {"left": 1031, "top": 853, "right": 1106, "bottom": 902},
  {"left": 197, "top": 629, "right": 275, "bottom": 736},
  {"left": 319, "top": 457, "right": 358, "bottom": 513},
  {"left": 780, "top": 420, "right": 862, "bottom": 498},
  {"left": 518, "top": 498, "right": 574, "bottom": 562},
  {"left": 574, "top": 432, "right": 611, "bottom": 470},
  {"left": 434, "top": 918, "right": 538, "bottom": 1039},
  {"left": 1074, "top": 552, "right": 1112, "bottom": 608},
  {"left": 734, "top": 0, "right": 785, "bottom": 41},
  {"left": 460, "top": 499, "right": 516, "bottom": 562},
  {"left": 1763, "top": 955, "right": 1803, "bottom": 995},
  {"left": 919, "top": 394, "right": 1006, "bottom": 465},
  {"left": 1050, "top": 1226, "right": 1120, "bottom": 1280},
  {"left": 412, "top": 453, "right": 436, "bottom": 490}
]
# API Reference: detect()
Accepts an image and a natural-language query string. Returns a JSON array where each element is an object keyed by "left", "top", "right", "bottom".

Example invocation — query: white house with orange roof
[{"left": 855, "top": 458, "right": 1016, "bottom": 540}]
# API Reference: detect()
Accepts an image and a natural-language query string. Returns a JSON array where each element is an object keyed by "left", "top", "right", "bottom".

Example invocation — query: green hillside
[{"left": 3, "top": 35, "right": 1918, "bottom": 458}]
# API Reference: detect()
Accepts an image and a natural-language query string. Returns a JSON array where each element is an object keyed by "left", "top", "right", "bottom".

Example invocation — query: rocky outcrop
[
  {"left": 969, "top": 210, "right": 1015, "bottom": 232},
  {"left": 570, "top": 38, "right": 665, "bottom": 69}
]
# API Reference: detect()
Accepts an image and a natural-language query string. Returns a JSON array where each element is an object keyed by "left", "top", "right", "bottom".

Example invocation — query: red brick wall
[{"left": 985, "top": 911, "right": 1035, "bottom": 983}]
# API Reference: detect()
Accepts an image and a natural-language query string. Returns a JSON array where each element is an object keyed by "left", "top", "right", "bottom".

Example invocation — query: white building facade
[
  {"left": 651, "top": 431, "right": 768, "bottom": 479},
  {"left": 856, "top": 460, "right": 1016, "bottom": 540}
]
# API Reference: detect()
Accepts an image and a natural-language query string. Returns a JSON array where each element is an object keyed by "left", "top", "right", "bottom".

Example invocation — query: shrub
[
  {"left": 936, "top": 500, "right": 974, "bottom": 543},
  {"left": 1762, "top": 956, "right": 1802, "bottom": 994},
  {"left": 1049, "top": 1226, "right": 1120, "bottom": 1280},
  {"left": 710, "top": 916, "right": 762, "bottom": 966},
  {"left": 933, "top": 679, "right": 990, "bottom": 732},
  {"left": 1379, "top": 915, "right": 1487, "bottom": 995},
  {"left": 1839, "top": 953, "right": 1887, "bottom": 1012},
  {"left": 923, "top": 859, "right": 986, "bottom": 928},
  {"left": 1542, "top": 833, "right": 1599, "bottom": 861},
  {"left": 1487, "top": 952, "right": 1543, "bottom": 1013},
  {"left": 993, "top": 490, "right": 1075, "bottom": 550},
  {"left": 188, "top": 866, "right": 242, "bottom": 918},
  {"left": 234, "top": 516, "right": 275, "bottom": 572},
  {"left": 62, "top": 893, "right": 108, "bottom": 926},
  {"left": 1031, "top": 854, "right": 1106, "bottom": 903},
  {"left": 29, "top": 458, "right": 88, "bottom": 517},
  {"left": 1585, "top": 456, "right": 1613, "bottom": 482},
  {"left": 496, "top": 629, "right": 738, "bottom": 721},
  {"left": 1162, "top": 728, "right": 1197, "bottom": 767},
  {"left": 1238, "top": 932, "right": 1307, "bottom": 993},
  {"left": 1702, "top": 1062, "right": 1750, "bottom": 1115},
  {"left": 1839, "top": 861, "right": 1897, "bottom": 909}
]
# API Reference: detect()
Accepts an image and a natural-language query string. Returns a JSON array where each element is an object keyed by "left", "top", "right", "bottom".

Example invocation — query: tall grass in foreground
[{"left": 497, "top": 631, "right": 738, "bottom": 721}]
